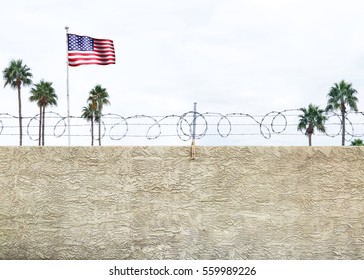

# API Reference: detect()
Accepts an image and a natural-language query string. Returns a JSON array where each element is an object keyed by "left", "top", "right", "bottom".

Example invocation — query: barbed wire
[{"left": 1, "top": 109, "right": 364, "bottom": 144}]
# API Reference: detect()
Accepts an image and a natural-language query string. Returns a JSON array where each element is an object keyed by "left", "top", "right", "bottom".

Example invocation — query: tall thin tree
[
  {"left": 88, "top": 85, "right": 110, "bottom": 146},
  {"left": 3, "top": 59, "right": 33, "bottom": 146},
  {"left": 326, "top": 80, "right": 359, "bottom": 146},
  {"left": 29, "top": 80, "right": 57, "bottom": 146},
  {"left": 297, "top": 104, "right": 327, "bottom": 146},
  {"left": 29, "top": 83, "right": 44, "bottom": 146},
  {"left": 81, "top": 103, "right": 96, "bottom": 146}
]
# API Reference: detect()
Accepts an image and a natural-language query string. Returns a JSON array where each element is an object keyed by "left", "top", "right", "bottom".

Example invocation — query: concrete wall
[{"left": 0, "top": 146, "right": 363, "bottom": 259}]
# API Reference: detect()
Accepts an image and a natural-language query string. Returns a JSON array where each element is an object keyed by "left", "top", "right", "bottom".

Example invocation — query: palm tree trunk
[
  {"left": 17, "top": 84, "right": 22, "bottom": 146},
  {"left": 42, "top": 105, "right": 46, "bottom": 146},
  {"left": 341, "top": 109, "right": 345, "bottom": 146},
  {"left": 98, "top": 117, "right": 101, "bottom": 146},
  {"left": 91, "top": 116, "right": 94, "bottom": 146},
  {"left": 308, "top": 133, "right": 312, "bottom": 146},
  {"left": 38, "top": 106, "right": 42, "bottom": 146}
]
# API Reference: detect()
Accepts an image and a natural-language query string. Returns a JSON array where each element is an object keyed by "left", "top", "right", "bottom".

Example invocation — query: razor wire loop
[
  {"left": 177, "top": 111, "right": 208, "bottom": 141},
  {"left": 27, "top": 114, "right": 40, "bottom": 141},
  {"left": 344, "top": 114, "right": 355, "bottom": 142},
  {"left": 322, "top": 111, "right": 342, "bottom": 138},
  {"left": 0, "top": 113, "right": 17, "bottom": 137},
  {"left": 54, "top": 115, "right": 67, "bottom": 138},
  {"left": 215, "top": 113, "right": 232, "bottom": 138},
  {"left": 350, "top": 111, "right": 364, "bottom": 138},
  {"left": 106, "top": 113, "right": 128, "bottom": 141},
  {"left": 322, "top": 111, "right": 359, "bottom": 140},
  {"left": 260, "top": 109, "right": 298, "bottom": 136},
  {"left": 342, "top": 111, "right": 364, "bottom": 140}
]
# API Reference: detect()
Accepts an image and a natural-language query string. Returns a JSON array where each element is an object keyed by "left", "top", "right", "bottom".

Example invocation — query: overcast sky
[{"left": 1, "top": 0, "right": 364, "bottom": 146}]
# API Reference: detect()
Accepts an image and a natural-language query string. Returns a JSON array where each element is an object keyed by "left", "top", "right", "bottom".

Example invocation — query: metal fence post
[{"left": 191, "top": 102, "right": 197, "bottom": 160}]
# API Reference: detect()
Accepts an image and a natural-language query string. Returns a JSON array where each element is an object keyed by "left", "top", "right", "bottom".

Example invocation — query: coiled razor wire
[
  {"left": 27, "top": 111, "right": 67, "bottom": 141},
  {"left": 0, "top": 113, "right": 18, "bottom": 137},
  {"left": 106, "top": 112, "right": 208, "bottom": 141},
  {"left": 1, "top": 109, "right": 364, "bottom": 143}
]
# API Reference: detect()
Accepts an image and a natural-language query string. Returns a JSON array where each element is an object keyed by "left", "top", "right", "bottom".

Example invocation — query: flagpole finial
[{"left": 65, "top": 26, "right": 69, "bottom": 32}]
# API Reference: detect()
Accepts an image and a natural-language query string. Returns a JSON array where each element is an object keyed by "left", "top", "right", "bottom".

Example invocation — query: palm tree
[
  {"left": 81, "top": 103, "right": 96, "bottom": 146},
  {"left": 88, "top": 85, "right": 110, "bottom": 146},
  {"left": 29, "top": 80, "right": 57, "bottom": 146},
  {"left": 297, "top": 104, "right": 327, "bottom": 146},
  {"left": 350, "top": 139, "right": 364, "bottom": 146},
  {"left": 3, "top": 59, "right": 33, "bottom": 146},
  {"left": 326, "top": 80, "right": 359, "bottom": 146}
]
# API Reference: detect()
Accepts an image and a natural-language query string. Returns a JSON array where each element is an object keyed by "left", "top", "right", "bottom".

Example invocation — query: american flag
[{"left": 67, "top": 33, "right": 115, "bottom": 67}]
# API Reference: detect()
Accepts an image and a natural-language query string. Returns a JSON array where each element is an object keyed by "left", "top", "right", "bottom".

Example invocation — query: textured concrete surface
[{"left": 0, "top": 146, "right": 363, "bottom": 259}]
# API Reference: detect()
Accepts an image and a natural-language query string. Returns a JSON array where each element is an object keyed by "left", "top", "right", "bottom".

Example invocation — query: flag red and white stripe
[{"left": 67, "top": 33, "right": 115, "bottom": 67}]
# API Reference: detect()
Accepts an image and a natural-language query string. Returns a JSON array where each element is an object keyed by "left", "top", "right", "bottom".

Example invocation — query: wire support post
[{"left": 191, "top": 102, "right": 197, "bottom": 160}]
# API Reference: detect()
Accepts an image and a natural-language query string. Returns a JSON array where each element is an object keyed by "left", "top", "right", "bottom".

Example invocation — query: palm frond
[{"left": 297, "top": 104, "right": 327, "bottom": 137}]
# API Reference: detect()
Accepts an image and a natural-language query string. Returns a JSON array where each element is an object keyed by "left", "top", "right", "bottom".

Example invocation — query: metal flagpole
[{"left": 65, "top": 26, "right": 71, "bottom": 146}]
